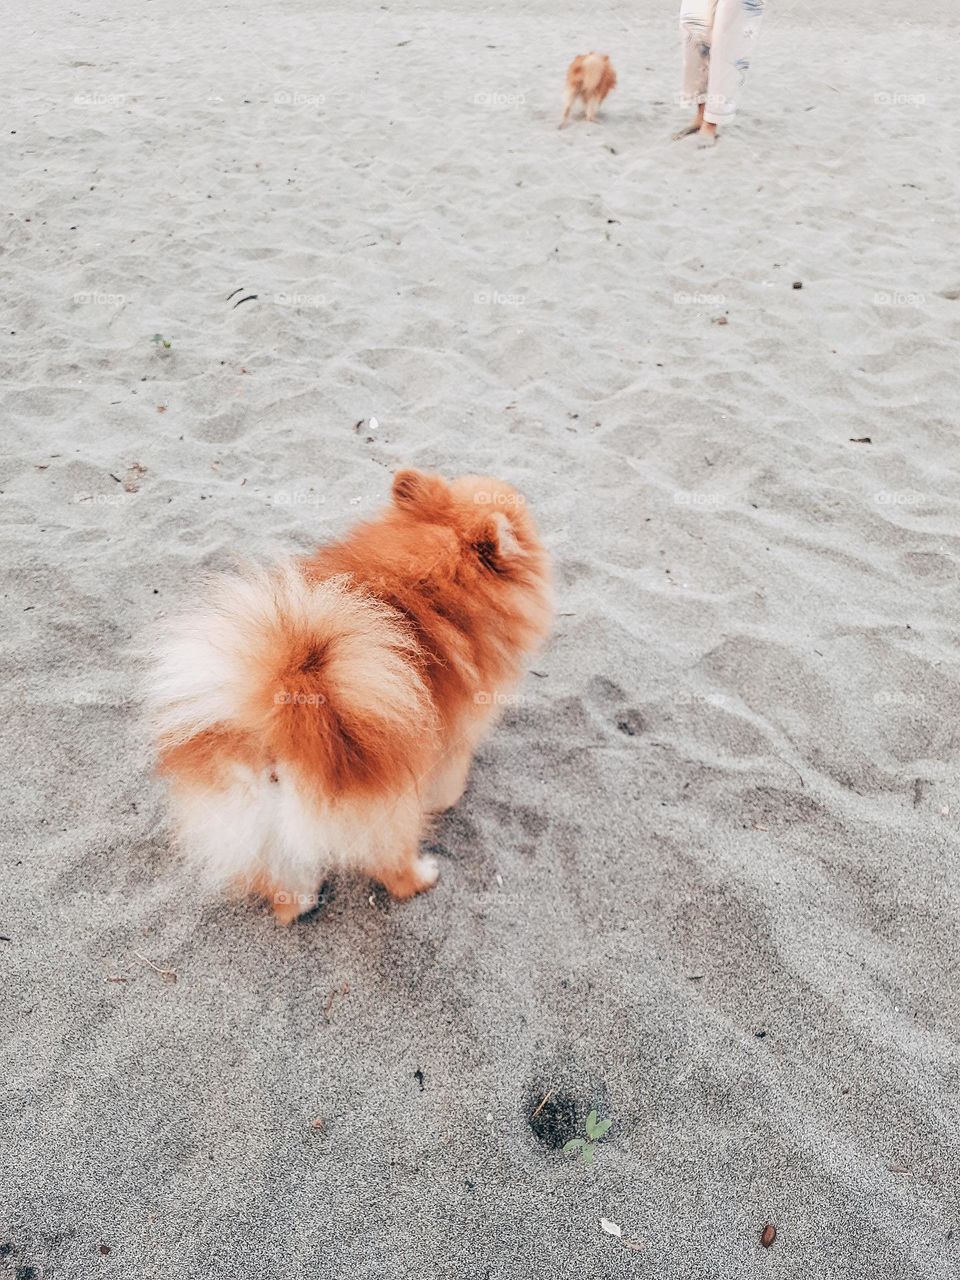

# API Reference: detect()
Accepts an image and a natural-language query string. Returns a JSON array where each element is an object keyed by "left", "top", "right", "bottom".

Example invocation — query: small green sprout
[
  {"left": 151, "top": 333, "right": 173, "bottom": 350},
  {"left": 563, "top": 1110, "right": 612, "bottom": 1165}
]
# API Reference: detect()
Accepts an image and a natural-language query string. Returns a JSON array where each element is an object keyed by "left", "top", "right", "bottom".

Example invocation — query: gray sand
[{"left": 3, "top": 1, "right": 959, "bottom": 1276}]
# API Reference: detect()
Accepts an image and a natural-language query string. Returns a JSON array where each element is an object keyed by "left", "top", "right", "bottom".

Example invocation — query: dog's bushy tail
[
  {"left": 148, "top": 564, "right": 436, "bottom": 796},
  {"left": 581, "top": 52, "right": 609, "bottom": 96}
]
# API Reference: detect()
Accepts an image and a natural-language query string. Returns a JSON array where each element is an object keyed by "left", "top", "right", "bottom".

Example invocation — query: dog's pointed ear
[
  {"left": 392, "top": 469, "right": 451, "bottom": 515},
  {"left": 474, "top": 511, "right": 523, "bottom": 572}
]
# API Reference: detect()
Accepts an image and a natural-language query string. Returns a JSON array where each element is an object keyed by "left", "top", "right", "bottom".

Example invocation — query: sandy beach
[{"left": 3, "top": 0, "right": 959, "bottom": 1275}]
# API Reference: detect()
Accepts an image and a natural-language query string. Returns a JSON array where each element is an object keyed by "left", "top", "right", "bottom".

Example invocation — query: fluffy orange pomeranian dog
[
  {"left": 560, "top": 52, "right": 617, "bottom": 128},
  {"left": 147, "top": 470, "right": 551, "bottom": 924}
]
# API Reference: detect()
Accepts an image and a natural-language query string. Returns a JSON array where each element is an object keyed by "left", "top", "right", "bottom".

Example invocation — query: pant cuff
[{"left": 703, "top": 107, "right": 735, "bottom": 124}]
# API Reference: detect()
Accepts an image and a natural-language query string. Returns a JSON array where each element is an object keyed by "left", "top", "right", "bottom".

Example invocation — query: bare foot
[
  {"left": 673, "top": 105, "right": 704, "bottom": 140},
  {"left": 697, "top": 121, "right": 718, "bottom": 148}
]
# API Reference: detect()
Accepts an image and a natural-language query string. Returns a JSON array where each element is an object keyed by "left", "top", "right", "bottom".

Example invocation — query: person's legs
[
  {"left": 702, "top": 0, "right": 765, "bottom": 129},
  {"left": 676, "top": 0, "right": 717, "bottom": 137}
]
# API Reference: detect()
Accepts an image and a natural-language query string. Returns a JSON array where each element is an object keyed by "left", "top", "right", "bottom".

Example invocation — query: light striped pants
[{"left": 680, "top": 0, "right": 765, "bottom": 124}]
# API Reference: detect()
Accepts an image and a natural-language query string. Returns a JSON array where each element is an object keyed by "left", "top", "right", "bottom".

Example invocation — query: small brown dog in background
[{"left": 560, "top": 52, "right": 617, "bottom": 128}]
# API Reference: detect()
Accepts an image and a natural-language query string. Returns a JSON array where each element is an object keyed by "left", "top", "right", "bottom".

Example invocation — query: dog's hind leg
[
  {"left": 376, "top": 847, "right": 439, "bottom": 900},
  {"left": 425, "top": 746, "right": 473, "bottom": 813},
  {"left": 559, "top": 87, "right": 577, "bottom": 128},
  {"left": 365, "top": 791, "right": 440, "bottom": 901}
]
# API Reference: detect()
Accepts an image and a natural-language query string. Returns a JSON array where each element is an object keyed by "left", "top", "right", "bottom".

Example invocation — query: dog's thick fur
[
  {"left": 560, "top": 52, "right": 617, "bottom": 128},
  {"left": 148, "top": 470, "right": 551, "bottom": 923}
]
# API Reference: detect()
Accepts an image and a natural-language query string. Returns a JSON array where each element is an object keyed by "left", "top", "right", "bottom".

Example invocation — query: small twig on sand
[
  {"left": 530, "top": 1089, "right": 554, "bottom": 1120},
  {"left": 105, "top": 975, "right": 128, "bottom": 983},
  {"left": 324, "top": 982, "right": 350, "bottom": 1021},
  {"left": 774, "top": 753, "right": 805, "bottom": 789},
  {"left": 133, "top": 951, "right": 177, "bottom": 983}
]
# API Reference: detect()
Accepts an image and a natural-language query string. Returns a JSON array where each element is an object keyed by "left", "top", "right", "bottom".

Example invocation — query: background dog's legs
[
  {"left": 586, "top": 97, "right": 599, "bottom": 122},
  {"left": 559, "top": 88, "right": 576, "bottom": 128}
]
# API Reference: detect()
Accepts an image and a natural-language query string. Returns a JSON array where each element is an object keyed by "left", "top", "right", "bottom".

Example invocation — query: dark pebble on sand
[{"left": 616, "top": 710, "right": 644, "bottom": 737}]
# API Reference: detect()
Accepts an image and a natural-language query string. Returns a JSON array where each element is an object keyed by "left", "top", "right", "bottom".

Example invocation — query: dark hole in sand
[{"left": 527, "top": 1088, "right": 578, "bottom": 1150}]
